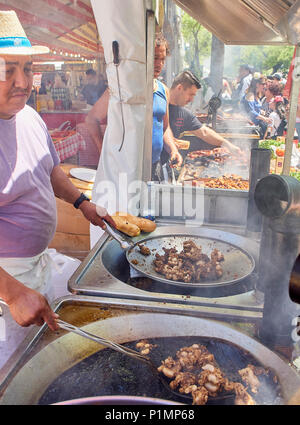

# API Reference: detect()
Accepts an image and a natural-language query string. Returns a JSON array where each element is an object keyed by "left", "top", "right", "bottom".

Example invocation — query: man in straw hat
[{"left": 0, "top": 10, "right": 115, "bottom": 370}]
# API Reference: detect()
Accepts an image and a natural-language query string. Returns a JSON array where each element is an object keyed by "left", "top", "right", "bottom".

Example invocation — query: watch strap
[{"left": 73, "top": 193, "right": 90, "bottom": 209}]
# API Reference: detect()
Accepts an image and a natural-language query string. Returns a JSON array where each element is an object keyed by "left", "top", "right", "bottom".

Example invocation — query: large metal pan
[{"left": 126, "top": 234, "right": 255, "bottom": 288}]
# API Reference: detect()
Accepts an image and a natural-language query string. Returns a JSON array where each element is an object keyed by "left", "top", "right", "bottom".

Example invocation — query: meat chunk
[
  {"left": 153, "top": 239, "right": 224, "bottom": 284},
  {"left": 138, "top": 244, "right": 151, "bottom": 256},
  {"left": 135, "top": 339, "right": 157, "bottom": 356},
  {"left": 157, "top": 344, "right": 262, "bottom": 406},
  {"left": 238, "top": 365, "right": 261, "bottom": 394}
]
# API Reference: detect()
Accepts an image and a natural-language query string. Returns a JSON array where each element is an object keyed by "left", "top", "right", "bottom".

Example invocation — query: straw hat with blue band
[{"left": 0, "top": 10, "right": 49, "bottom": 55}]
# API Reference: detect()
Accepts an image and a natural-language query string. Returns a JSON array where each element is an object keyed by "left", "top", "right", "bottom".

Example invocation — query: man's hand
[
  {"left": 6, "top": 283, "right": 59, "bottom": 331},
  {"left": 223, "top": 140, "right": 244, "bottom": 158},
  {"left": 79, "top": 201, "right": 115, "bottom": 229},
  {"left": 170, "top": 150, "right": 183, "bottom": 168}
]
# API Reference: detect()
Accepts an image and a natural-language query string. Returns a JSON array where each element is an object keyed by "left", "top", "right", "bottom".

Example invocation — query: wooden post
[{"left": 283, "top": 44, "right": 300, "bottom": 175}]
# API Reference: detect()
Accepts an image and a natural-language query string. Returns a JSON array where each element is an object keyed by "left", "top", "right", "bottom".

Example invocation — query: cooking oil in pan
[{"left": 38, "top": 337, "right": 283, "bottom": 406}]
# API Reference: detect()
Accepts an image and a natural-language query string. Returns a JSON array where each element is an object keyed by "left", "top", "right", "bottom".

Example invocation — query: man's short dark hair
[
  {"left": 171, "top": 70, "right": 201, "bottom": 90},
  {"left": 155, "top": 32, "right": 170, "bottom": 55},
  {"left": 86, "top": 68, "right": 96, "bottom": 76}
]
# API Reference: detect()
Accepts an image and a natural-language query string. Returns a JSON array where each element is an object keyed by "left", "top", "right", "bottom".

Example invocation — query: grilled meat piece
[
  {"left": 138, "top": 244, "right": 151, "bottom": 256},
  {"left": 153, "top": 239, "right": 224, "bottom": 283}
]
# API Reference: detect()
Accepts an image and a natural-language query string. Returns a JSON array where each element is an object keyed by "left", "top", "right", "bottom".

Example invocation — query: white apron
[{"left": 0, "top": 249, "right": 80, "bottom": 371}]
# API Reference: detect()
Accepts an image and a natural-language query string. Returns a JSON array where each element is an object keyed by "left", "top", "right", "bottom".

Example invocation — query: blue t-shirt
[{"left": 152, "top": 80, "right": 167, "bottom": 163}]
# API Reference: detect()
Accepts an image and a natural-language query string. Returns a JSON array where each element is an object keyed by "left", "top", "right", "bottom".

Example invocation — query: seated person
[{"left": 241, "top": 77, "right": 272, "bottom": 138}]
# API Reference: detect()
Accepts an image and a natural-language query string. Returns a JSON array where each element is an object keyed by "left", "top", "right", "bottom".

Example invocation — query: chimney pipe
[
  {"left": 246, "top": 148, "right": 271, "bottom": 234},
  {"left": 254, "top": 175, "right": 300, "bottom": 352}
]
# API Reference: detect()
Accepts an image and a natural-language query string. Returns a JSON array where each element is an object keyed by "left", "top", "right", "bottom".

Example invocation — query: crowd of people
[{"left": 231, "top": 64, "right": 290, "bottom": 139}]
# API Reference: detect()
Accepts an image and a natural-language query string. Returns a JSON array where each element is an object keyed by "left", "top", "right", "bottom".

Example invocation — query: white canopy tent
[{"left": 90, "top": 0, "right": 153, "bottom": 246}]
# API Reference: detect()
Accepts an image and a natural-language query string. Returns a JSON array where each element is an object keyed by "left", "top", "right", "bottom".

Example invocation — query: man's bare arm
[
  {"left": 192, "top": 125, "right": 242, "bottom": 155},
  {"left": 84, "top": 89, "right": 109, "bottom": 154},
  {"left": 50, "top": 165, "right": 115, "bottom": 229}
]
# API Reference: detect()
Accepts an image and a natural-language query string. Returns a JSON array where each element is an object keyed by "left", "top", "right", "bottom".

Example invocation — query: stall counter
[{"left": 40, "top": 111, "right": 88, "bottom": 130}]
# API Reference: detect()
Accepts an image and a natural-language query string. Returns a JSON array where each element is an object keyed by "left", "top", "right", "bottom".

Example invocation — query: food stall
[{"left": 0, "top": 0, "right": 300, "bottom": 407}]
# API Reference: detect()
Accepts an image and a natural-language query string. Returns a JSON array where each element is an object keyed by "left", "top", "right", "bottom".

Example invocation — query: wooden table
[{"left": 49, "top": 164, "right": 94, "bottom": 260}]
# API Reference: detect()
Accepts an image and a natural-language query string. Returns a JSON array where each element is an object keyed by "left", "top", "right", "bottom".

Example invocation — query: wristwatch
[{"left": 73, "top": 193, "right": 90, "bottom": 209}]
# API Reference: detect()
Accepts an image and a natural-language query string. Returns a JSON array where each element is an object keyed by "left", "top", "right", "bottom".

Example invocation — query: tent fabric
[
  {"left": 90, "top": 0, "right": 147, "bottom": 217},
  {"left": 283, "top": 47, "right": 300, "bottom": 104}
]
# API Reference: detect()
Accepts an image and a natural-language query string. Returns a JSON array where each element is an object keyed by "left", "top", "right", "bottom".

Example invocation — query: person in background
[
  {"left": 272, "top": 73, "right": 282, "bottom": 88},
  {"left": 51, "top": 72, "right": 72, "bottom": 110},
  {"left": 261, "top": 82, "right": 281, "bottom": 117},
  {"left": 267, "top": 95, "right": 287, "bottom": 138},
  {"left": 151, "top": 32, "right": 183, "bottom": 180},
  {"left": 0, "top": 10, "right": 115, "bottom": 371},
  {"left": 222, "top": 77, "right": 232, "bottom": 101},
  {"left": 241, "top": 77, "right": 272, "bottom": 138},
  {"left": 168, "top": 71, "right": 242, "bottom": 156},
  {"left": 80, "top": 69, "right": 107, "bottom": 106},
  {"left": 232, "top": 64, "right": 253, "bottom": 106},
  {"left": 84, "top": 88, "right": 109, "bottom": 160}
]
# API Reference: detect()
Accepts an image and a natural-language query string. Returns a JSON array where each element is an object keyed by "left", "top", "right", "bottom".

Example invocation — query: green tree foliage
[
  {"left": 180, "top": 12, "right": 294, "bottom": 78},
  {"left": 180, "top": 12, "right": 211, "bottom": 78}
]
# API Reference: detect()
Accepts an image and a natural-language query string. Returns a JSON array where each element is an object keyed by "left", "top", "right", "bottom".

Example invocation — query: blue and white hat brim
[{"left": 0, "top": 37, "right": 49, "bottom": 55}]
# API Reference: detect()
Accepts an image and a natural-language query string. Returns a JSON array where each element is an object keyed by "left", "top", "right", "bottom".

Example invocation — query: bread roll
[
  {"left": 116, "top": 212, "right": 156, "bottom": 233},
  {"left": 111, "top": 215, "right": 141, "bottom": 237}
]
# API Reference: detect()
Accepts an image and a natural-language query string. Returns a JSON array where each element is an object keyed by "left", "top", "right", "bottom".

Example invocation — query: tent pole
[
  {"left": 283, "top": 44, "right": 300, "bottom": 175},
  {"left": 142, "top": 4, "right": 155, "bottom": 183}
]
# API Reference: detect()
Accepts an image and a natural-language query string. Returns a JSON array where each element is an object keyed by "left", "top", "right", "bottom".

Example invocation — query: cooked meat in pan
[
  {"left": 157, "top": 344, "right": 258, "bottom": 405},
  {"left": 153, "top": 240, "right": 224, "bottom": 283}
]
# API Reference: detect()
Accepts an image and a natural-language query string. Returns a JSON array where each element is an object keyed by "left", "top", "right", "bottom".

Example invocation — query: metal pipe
[
  {"left": 283, "top": 44, "right": 300, "bottom": 175},
  {"left": 254, "top": 175, "right": 300, "bottom": 349},
  {"left": 246, "top": 148, "right": 271, "bottom": 233}
]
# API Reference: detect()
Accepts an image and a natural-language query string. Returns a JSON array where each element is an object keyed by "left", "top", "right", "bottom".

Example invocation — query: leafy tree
[
  {"left": 180, "top": 12, "right": 294, "bottom": 78},
  {"left": 180, "top": 12, "right": 211, "bottom": 78}
]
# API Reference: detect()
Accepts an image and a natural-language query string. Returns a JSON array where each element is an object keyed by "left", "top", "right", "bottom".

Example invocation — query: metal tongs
[
  {"left": 103, "top": 220, "right": 135, "bottom": 250},
  {"left": 56, "top": 319, "right": 187, "bottom": 402},
  {"left": 56, "top": 319, "right": 235, "bottom": 404}
]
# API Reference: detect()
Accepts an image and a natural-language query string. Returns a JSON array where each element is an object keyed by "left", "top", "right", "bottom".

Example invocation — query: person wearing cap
[
  {"left": 166, "top": 71, "right": 242, "bottom": 156},
  {"left": 0, "top": 10, "right": 115, "bottom": 370},
  {"left": 272, "top": 73, "right": 282, "bottom": 85}
]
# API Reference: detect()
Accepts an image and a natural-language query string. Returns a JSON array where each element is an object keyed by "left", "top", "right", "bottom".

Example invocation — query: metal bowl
[{"left": 53, "top": 395, "right": 184, "bottom": 405}]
